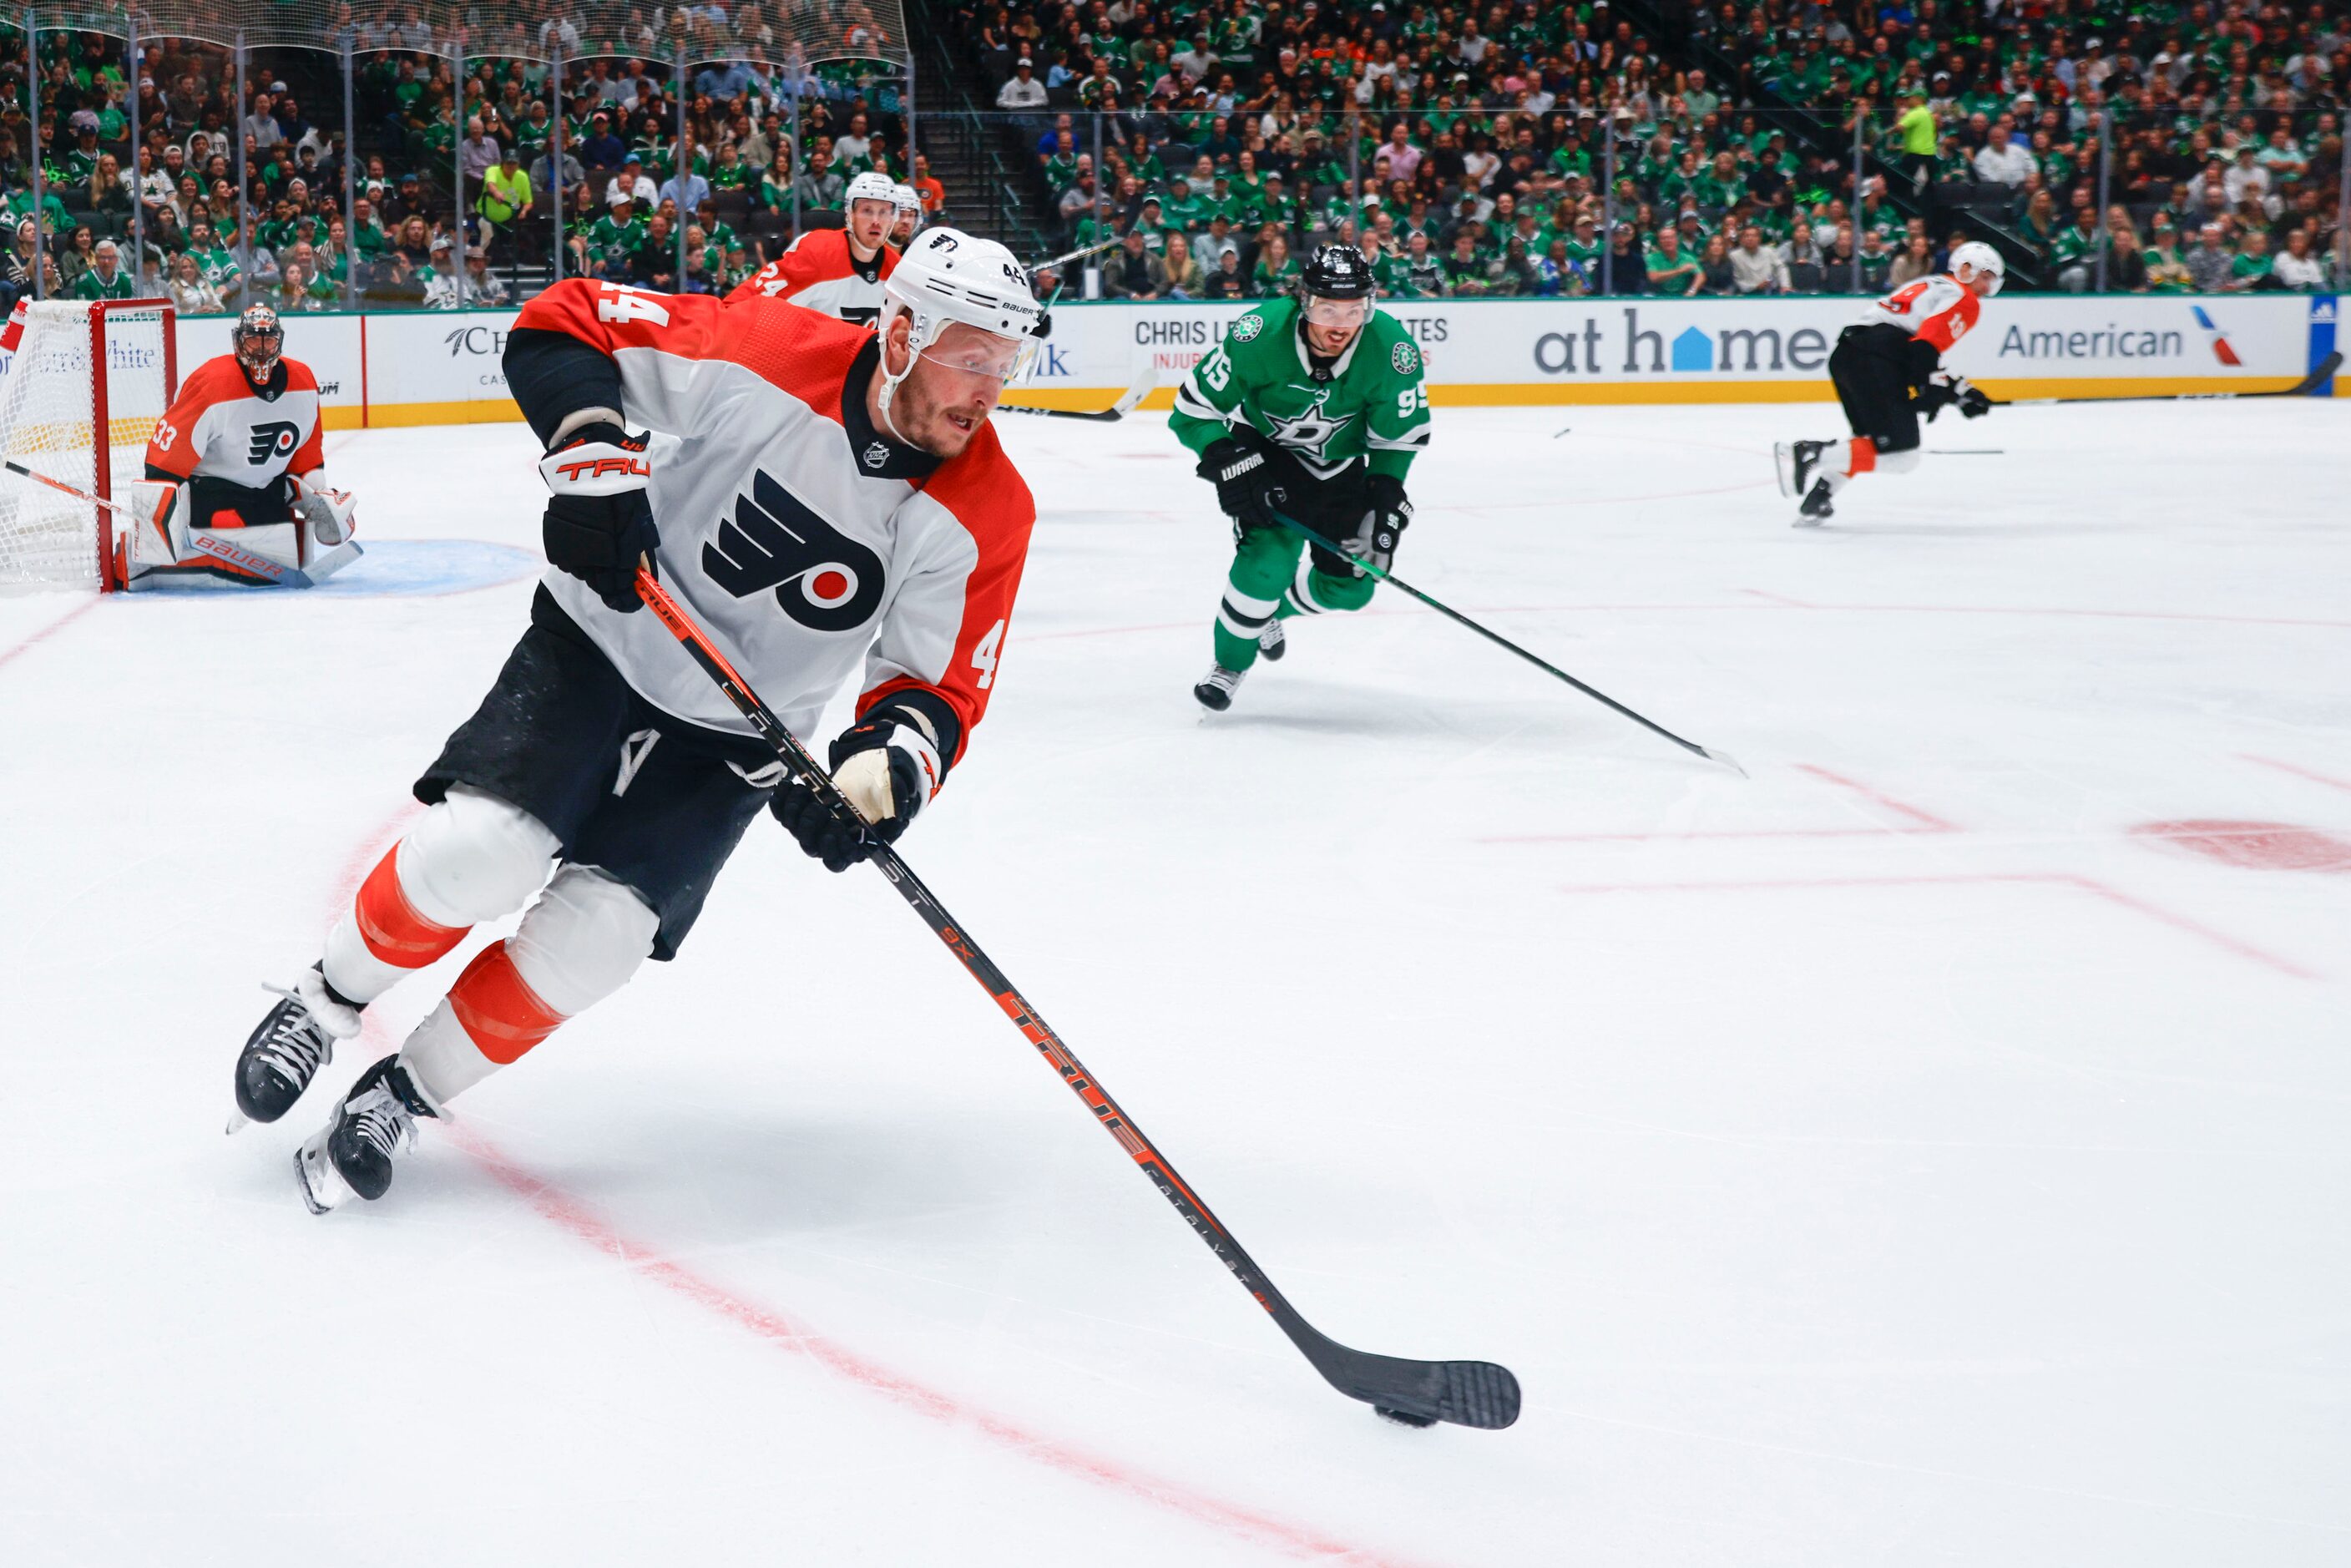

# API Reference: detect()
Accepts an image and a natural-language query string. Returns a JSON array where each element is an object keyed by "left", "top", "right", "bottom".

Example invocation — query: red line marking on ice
[
  {"left": 1741, "top": 588, "right": 1814, "bottom": 608},
  {"left": 0, "top": 595, "right": 99, "bottom": 673},
  {"left": 1551, "top": 872, "right": 2317, "bottom": 980},
  {"left": 1794, "top": 764, "right": 1960, "bottom": 832},
  {"left": 2241, "top": 754, "right": 2351, "bottom": 796},
  {"left": 452, "top": 1125, "right": 1428, "bottom": 1568},
  {"left": 316, "top": 803, "right": 1428, "bottom": 1568},
  {"left": 2130, "top": 819, "right": 2351, "bottom": 874},
  {"left": 1481, "top": 761, "right": 1956, "bottom": 844}
]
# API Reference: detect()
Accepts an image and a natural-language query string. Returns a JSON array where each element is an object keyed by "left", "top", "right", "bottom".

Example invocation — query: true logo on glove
[{"left": 554, "top": 455, "right": 654, "bottom": 483}]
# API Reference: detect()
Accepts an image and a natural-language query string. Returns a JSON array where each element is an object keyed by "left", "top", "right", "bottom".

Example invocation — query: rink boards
[{"left": 150, "top": 292, "right": 2343, "bottom": 427}]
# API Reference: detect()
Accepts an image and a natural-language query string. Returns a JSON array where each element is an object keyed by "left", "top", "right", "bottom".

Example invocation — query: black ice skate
[
  {"left": 295, "top": 1055, "right": 440, "bottom": 1214},
  {"left": 1796, "top": 478, "right": 1836, "bottom": 526},
  {"left": 1775, "top": 438, "right": 1826, "bottom": 498},
  {"left": 1257, "top": 620, "right": 1287, "bottom": 661},
  {"left": 1193, "top": 664, "right": 1246, "bottom": 711},
  {"left": 230, "top": 968, "right": 361, "bottom": 1133}
]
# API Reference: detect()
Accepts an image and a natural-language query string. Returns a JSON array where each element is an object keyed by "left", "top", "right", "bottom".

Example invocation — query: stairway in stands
[{"left": 908, "top": 8, "right": 1060, "bottom": 259}]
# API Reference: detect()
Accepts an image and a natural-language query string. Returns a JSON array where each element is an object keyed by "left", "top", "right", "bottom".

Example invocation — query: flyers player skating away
[
  {"left": 1776, "top": 241, "right": 2005, "bottom": 526},
  {"left": 727, "top": 170, "right": 902, "bottom": 323},
  {"left": 229, "top": 230, "right": 1048, "bottom": 1213},
  {"left": 1171, "top": 244, "right": 1429, "bottom": 711},
  {"left": 129, "top": 305, "right": 359, "bottom": 585}
]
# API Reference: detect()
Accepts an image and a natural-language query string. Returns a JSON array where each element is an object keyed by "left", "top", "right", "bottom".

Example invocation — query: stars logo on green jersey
[{"left": 1263, "top": 389, "right": 1354, "bottom": 460}]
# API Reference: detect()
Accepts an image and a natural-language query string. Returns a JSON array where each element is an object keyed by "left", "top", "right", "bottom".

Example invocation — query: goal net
[{"left": 0, "top": 301, "right": 177, "bottom": 592}]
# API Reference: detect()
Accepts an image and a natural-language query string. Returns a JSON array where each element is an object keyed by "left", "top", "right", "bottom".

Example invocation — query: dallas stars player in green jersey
[{"left": 1170, "top": 245, "right": 1430, "bottom": 711}]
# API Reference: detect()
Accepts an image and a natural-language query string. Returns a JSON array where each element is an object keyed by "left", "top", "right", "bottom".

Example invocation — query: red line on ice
[
  {"left": 1551, "top": 871, "right": 2317, "bottom": 980},
  {"left": 1792, "top": 764, "right": 1961, "bottom": 832},
  {"left": 1479, "top": 761, "right": 1958, "bottom": 844},
  {"left": 0, "top": 595, "right": 99, "bottom": 673},
  {"left": 320, "top": 802, "right": 1428, "bottom": 1568},
  {"left": 2240, "top": 754, "right": 2351, "bottom": 796}
]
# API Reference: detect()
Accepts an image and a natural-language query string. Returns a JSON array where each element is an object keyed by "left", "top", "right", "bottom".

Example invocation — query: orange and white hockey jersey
[
  {"left": 724, "top": 228, "right": 898, "bottom": 325},
  {"left": 144, "top": 355, "right": 326, "bottom": 488},
  {"left": 505, "top": 278, "right": 1034, "bottom": 766},
  {"left": 1858, "top": 275, "right": 1981, "bottom": 354}
]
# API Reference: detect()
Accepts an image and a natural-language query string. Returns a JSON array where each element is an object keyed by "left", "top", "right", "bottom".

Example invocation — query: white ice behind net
[{"left": 0, "top": 304, "right": 171, "bottom": 591}]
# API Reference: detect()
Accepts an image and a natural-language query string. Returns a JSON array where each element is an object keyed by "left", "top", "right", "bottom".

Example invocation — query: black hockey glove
[
  {"left": 538, "top": 422, "right": 658, "bottom": 613},
  {"left": 1359, "top": 473, "right": 1412, "bottom": 574},
  {"left": 1922, "top": 370, "right": 1992, "bottom": 422},
  {"left": 1199, "top": 432, "right": 1285, "bottom": 535},
  {"left": 770, "top": 712, "right": 941, "bottom": 873}
]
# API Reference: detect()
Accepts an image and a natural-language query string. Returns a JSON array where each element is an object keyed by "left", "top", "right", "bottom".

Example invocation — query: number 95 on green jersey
[{"left": 1169, "top": 298, "right": 1432, "bottom": 483}]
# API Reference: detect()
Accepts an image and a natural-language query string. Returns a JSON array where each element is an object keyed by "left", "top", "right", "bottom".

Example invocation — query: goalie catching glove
[
  {"left": 538, "top": 422, "right": 658, "bottom": 612},
  {"left": 292, "top": 473, "right": 356, "bottom": 545},
  {"left": 1920, "top": 370, "right": 1992, "bottom": 422},
  {"left": 771, "top": 707, "right": 945, "bottom": 873}
]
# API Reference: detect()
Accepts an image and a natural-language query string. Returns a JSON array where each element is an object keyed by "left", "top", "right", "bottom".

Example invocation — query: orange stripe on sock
[
  {"left": 1849, "top": 437, "right": 1877, "bottom": 475},
  {"left": 355, "top": 847, "right": 468, "bottom": 968},
  {"left": 447, "top": 941, "right": 567, "bottom": 1065}
]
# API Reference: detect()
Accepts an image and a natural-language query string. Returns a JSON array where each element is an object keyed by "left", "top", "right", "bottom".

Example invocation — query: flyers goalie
[{"left": 128, "top": 305, "right": 359, "bottom": 587}]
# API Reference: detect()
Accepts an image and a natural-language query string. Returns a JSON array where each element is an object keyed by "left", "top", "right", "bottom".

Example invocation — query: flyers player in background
[
  {"left": 129, "top": 305, "right": 358, "bottom": 584},
  {"left": 726, "top": 170, "right": 902, "bottom": 323},
  {"left": 1777, "top": 241, "right": 2005, "bottom": 525},
  {"left": 229, "top": 231, "right": 1050, "bottom": 1215}
]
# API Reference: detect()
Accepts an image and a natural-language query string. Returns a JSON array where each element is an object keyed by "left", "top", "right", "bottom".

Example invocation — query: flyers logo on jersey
[
  {"left": 247, "top": 421, "right": 301, "bottom": 463},
  {"left": 703, "top": 469, "right": 886, "bottom": 633}
]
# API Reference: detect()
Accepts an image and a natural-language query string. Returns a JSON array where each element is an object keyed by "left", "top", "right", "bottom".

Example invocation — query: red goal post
[{"left": 0, "top": 298, "right": 179, "bottom": 592}]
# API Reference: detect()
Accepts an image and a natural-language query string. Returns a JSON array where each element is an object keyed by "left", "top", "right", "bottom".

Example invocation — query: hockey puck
[{"left": 1374, "top": 1407, "right": 1438, "bottom": 1428}]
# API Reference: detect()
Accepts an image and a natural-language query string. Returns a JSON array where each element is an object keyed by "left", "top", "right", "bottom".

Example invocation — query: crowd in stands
[
  {"left": 961, "top": 0, "right": 2349, "bottom": 297},
  {"left": 0, "top": 28, "right": 930, "bottom": 315}
]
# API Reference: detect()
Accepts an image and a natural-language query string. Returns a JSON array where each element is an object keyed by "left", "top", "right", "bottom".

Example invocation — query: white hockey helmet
[
  {"left": 1949, "top": 240, "right": 2005, "bottom": 296},
  {"left": 874, "top": 227, "right": 1048, "bottom": 432},
  {"left": 891, "top": 182, "right": 923, "bottom": 232},
  {"left": 844, "top": 170, "right": 897, "bottom": 208}
]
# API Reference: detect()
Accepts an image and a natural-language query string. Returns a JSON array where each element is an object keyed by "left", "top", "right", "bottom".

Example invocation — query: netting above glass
[{"left": 7, "top": 3, "right": 908, "bottom": 65}]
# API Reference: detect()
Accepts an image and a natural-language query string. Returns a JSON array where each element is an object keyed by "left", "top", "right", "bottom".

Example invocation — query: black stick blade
[{"left": 1321, "top": 1350, "right": 1523, "bottom": 1429}]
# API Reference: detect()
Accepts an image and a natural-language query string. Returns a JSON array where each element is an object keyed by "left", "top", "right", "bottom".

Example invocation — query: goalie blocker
[{"left": 129, "top": 305, "right": 359, "bottom": 587}]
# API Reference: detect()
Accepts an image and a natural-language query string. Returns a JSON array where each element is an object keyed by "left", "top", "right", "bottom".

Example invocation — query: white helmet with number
[
  {"left": 874, "top": 227, "right": 1047, "bottom": 432},
  {"left": 1949, "top": 240, "right": 2005, "bottom": 295},
  {"left": 844, "top": 170, "right": 897, "bottom": 208}
]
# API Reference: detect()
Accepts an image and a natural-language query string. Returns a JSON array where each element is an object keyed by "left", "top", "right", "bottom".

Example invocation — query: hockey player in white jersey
[
  {"left": 725, "top": 170, "right": 902, "bottom": 322},
  {"left": 230, "top": 230, "right": 1049, "bottom": 1213},
  {"left": 1776, "top": 241, "right": 2004, "bottom": 524},
  {"left": 128, "top": 305, "right": 358, "bottom": 584}
]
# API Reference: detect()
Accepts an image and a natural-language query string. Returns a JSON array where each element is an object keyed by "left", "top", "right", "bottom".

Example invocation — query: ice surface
[{"left": 3, "top": 401, "right": 2347, "bottom": 1565}]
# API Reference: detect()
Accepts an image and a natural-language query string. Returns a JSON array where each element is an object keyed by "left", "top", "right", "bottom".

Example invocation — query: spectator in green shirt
[
  {"left": 70, "top": 237, "right": 133, "bottom": 299},
  {"left": 1647, "top": 227, "right": 1702, "bottom": 295},
  {"left": 2227, "top": 229, "right": 2274, "bottom": 291}
]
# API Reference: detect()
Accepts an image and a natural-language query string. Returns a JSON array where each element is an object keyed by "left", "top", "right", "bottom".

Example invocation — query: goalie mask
[
  {"left": 872, "top": 227, "right": 1047, "bottom": 440},
  {"left": 233, "top": 305, "right": 284, "bottom": 385}
]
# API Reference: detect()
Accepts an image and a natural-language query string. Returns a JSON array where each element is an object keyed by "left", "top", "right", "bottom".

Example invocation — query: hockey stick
[
  {"left": 1026, "top": 236, "right": 1122, "bottom": 274},
  {"left": 632, "top": 564, "right": 1521, "bottom": 1431},
  {"left": 2, "top": 457, "right": 316, "bottom": 585},
  {"left": 1993, "top": 351, "right": 2341, "bottom": 406},
  {"left": 993, "top": 362, "right": 1158, "bottom": 422},
  {"left": 1271, "top": 511, "right": 1747, "bottom": 776}
]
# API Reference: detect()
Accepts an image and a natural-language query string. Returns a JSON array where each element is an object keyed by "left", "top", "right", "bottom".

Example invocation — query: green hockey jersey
[{"left": 1169, "top": 297, "right": 1431, "bottom": 483}]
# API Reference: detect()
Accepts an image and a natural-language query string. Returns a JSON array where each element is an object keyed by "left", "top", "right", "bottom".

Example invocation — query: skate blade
[
  {"left": 1772, "top": 442, "right": 1795, "bottom": 498},
  {"left": 294, "top": 1131, "right": 356, "bottom": 1215},
  {"left": 226, "top": 1109, "right": 250, "bottom": 1136}
]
